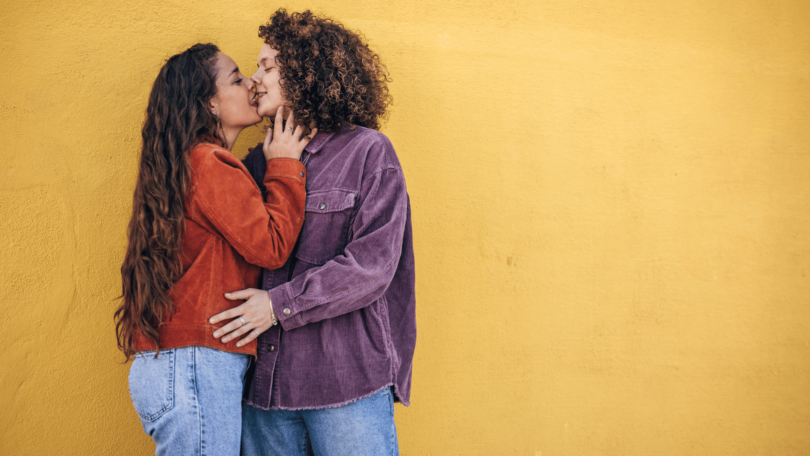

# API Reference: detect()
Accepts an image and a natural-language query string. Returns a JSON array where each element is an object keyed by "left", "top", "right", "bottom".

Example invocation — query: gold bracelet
[{"left": 268, "top": 291, "right": 278, "bottom": 326}]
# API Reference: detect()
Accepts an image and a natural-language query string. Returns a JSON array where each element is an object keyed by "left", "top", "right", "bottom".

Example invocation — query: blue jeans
[
  {"left": 242, "top": 387, "right": 399, "bottom": 456},
  {"left": 128, "top": 346, "right": 251, "bottom": 456}
]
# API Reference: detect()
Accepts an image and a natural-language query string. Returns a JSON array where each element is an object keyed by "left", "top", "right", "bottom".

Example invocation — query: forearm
[
  {"left": 196, "top": 153, "right": 306, "bottom": 271},
  {"left": 269, "top": 252, "right": 400, "bottom": 330},
  {"left": 269, "top": 168, "right": 408, "bottom": 330}
]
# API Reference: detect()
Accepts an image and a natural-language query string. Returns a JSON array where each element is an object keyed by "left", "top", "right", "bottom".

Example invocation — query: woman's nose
[
  {"left": 251, "top": 69, "right": 262, "bottom": 85},
  {"left": 245, "top": 78, "right": 255, "bottom": 90}
]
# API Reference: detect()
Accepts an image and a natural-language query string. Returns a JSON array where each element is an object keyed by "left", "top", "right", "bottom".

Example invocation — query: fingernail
[
  {"left": 237, "top": 342, "right": 243, "bottom": 347},
  {"left": 225, "top": 293, "right": 231, "bottom": 296},
  {"left": 209, "top": 318, "right": 215, "bottom": 323},
  {"left": 214, "top": 332, "right": 220, "bottom": 337}
]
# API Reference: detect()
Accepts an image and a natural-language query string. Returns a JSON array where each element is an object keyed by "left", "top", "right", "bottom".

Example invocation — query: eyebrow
[
  {"left": 230, "top": 67, "right": 240, "bottom": 77},
  {"left": 257, "top": 57, "right": 275, "bottom": 67}
]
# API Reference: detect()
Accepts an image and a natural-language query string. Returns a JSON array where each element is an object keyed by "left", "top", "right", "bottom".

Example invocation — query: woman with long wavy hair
[{"left": 116, "top": 42, "right": 315, "bottom": 455}]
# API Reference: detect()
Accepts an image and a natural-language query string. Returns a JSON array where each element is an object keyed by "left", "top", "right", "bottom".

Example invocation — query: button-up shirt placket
[
  {"left": 250, "top": 147, "right": 320, "bottom": 409},
  {"left": 241, "top": 126, "right": 415, "bottom": 410}
]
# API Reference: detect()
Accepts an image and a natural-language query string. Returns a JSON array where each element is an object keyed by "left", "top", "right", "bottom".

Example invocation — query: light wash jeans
[
  {"left": 128, "top": 346, "right": 251, "bottom": 456},
  {"left": 242, "top": 386, "right": 399, "bottom": 456}
]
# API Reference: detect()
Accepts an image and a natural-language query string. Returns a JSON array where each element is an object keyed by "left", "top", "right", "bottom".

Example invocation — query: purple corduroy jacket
[{"left": 241, "top": 125, "right": 416, "bottom": 410}]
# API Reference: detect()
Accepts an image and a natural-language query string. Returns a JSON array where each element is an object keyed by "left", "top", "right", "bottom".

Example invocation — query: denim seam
[
  {"left": 386, "top": 387, "right": 396, "bottom": 456},
  {"left": 301, "top": 420, "right": 310, "bottom": 456},
  {"left": 192, "top": 347, "right": 204, "bottom": 456},
  {"left": 390, "top": 409, "right": 396, "bottom": 455}
]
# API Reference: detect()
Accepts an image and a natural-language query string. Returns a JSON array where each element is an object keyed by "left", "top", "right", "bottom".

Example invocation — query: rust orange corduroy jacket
[{"left": 133, "top": 141, "right": 307, "bottom": 357}]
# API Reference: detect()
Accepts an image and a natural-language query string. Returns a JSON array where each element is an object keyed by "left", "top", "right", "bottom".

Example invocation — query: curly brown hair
[{"left": 259, "top": 9, "right": 392, "bottom": 132}]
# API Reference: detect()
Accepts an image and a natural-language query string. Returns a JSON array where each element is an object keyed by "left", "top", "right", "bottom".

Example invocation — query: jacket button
[
  {"left": 282, "top": 308, "right": 291, "bottom": 316},
  {"left": 300, "top": 171, "right": 304, "bottom": 177},
  {"left": 267, "top": 344, "right": 275, "bottom": 352},
  {"left": 318, "top": 203, "right": 326, "bottom": 210}
]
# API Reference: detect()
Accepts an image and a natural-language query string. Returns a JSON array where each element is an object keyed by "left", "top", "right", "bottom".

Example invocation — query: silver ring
[
  {"left": 253, "top": 329, "right": 260, "bottom": 337},
  {"left": 239, "top": 317, "right": 246, "bottom": 326}
]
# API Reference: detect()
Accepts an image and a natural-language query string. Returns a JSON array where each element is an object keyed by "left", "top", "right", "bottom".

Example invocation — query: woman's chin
[{"left": 256, "top": 102, "right": 280, "bottom": 119}]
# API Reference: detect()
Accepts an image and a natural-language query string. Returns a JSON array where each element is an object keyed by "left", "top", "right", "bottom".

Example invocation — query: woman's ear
[{"left": 208, "top": 98, "right": 219, "bottom": 118}]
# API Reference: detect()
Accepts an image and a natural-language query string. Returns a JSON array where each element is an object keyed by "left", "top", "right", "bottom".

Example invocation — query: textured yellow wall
[{"left": 2, "top": 0, "right": 809, "bottom": 454}]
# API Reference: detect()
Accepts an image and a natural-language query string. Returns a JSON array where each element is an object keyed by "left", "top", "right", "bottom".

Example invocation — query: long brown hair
[{"left": 116, "top": 43, "right": 222, "bottom": 360}]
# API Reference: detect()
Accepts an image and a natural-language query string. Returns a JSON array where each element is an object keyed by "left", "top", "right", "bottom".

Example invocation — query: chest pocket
[{"left": 295, "top": 189, "right": 358, "bottom": 265}]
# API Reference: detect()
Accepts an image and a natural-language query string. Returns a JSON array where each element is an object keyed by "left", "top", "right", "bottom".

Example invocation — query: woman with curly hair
[
  {"left": 117, "top": 42, "right": 315, "bottom": 454},
  {"left": 208, "top": 10, "right": 416, "bottom": 455}
]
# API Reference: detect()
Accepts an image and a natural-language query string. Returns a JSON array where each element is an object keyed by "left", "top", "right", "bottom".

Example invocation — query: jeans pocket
[{"left": 128, "top": 349, "right": 176, "bottom": 421}]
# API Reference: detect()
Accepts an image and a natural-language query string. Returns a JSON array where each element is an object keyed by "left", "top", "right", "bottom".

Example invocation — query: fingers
[
  {"left": 211, "top": 290, "right": 273, "bottom": 346},
  {"left": 212, "top": 316, "right": 245, "bottom": 339},
  {"left": 293, "top": 122, "right": 305, "bottom": 141},
  {"left": 264, "top": 109, "right": 316, "bottom": 159},
  {"left": 263, "top": 125, "right": 274, "bottom": 151},
  {"left": 236, "top": 327, "right": 264, "bottom": 348},
  {"left": 209, "top": 305, "right": 241, "bottom": 324},
  {"left": 273, "top": 106, "right": 284, "bottom": 139},
  {"left": 224, "top": 288, "right": 261, "bottom": 301},
  {"left": 285, "top": 109, "right": 295, "bottom": 135},
  {"left": 221, "top": 319, "right": 253, "bottom": 343}
]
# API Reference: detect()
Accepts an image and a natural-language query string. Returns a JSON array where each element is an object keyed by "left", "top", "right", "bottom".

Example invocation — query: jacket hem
[
  {"left": 244, "top": 383, "right": 410, "bottom": 411},
  {"left": 133, "top": 324, "right": 257, "bottom": 359}
]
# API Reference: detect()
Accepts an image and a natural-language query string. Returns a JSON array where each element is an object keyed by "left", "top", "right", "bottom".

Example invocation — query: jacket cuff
[
  {"left": 264, "top": 158, "right": 306, "bottom": 186},
  {"left": 269, "top": 283, "right": 305, "bottom": 330}
]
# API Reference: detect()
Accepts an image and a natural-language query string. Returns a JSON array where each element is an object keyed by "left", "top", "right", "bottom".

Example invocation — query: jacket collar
[
  {"left": 304, "top": 131, "right": 334, "bottom": 154},
  {"left": 304, "top": 125, "right": 355, "bottom": 154}
]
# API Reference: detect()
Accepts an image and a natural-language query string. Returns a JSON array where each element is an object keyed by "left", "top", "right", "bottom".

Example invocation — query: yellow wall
[{"left": 2, "top": 0, "right": 809, "bottom": 454}]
